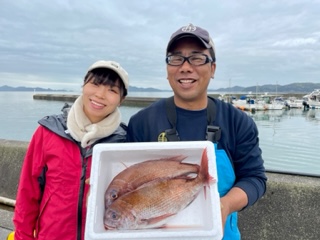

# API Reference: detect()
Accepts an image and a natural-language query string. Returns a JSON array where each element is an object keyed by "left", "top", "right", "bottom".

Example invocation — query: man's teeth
[{"left": 180, "top": 79, "right": 193, "bottom": 83}]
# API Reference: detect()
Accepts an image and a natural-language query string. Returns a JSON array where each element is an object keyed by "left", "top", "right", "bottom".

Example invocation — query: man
[{"left": 127, "top": 23, "right": 267, "bottom": 239}]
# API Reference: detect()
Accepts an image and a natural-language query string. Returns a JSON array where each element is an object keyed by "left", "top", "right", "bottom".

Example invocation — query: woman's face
[{"left": 82, "top": 80, "right": 123, "bottom": 123}]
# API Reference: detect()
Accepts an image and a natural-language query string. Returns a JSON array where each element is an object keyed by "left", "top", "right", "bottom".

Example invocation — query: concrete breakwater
[
  {"left": 33, "top": 93, "right": 307, "bottom": 107},
  {"left": 0, "top": 139, "right": 319, "bottom": 239},
  {"left": 33, "top": 94, "right": 162, "bottom": 107}
]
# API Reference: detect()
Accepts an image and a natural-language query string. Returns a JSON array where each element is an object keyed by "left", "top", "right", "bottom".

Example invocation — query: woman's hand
[{"left": 85, "top": 178, "right": 90, "bottom": 207}]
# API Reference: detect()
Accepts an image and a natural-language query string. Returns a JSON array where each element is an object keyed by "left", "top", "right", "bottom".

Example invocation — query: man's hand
[{"left": 220, "top": 187, "right": 248, "bottom": 234}]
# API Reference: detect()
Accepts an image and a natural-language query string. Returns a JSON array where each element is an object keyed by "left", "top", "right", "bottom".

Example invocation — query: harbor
[
  {"left": 1, "top": 91, "right": 319, "bottom": 176},
  {"left": 2, "top": 1, "right": 320, "bottom": 238},
  {"left": 1, "top": 92, "right": 319, "bottom": 239}
]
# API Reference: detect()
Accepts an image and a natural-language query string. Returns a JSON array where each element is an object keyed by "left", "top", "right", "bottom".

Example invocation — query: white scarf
[{"left": 67, "top": 96, "right": 121, "bottom": 148}]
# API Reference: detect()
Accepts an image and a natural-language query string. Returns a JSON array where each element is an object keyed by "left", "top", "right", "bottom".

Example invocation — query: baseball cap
[
  {"left": 166, "top": 23, "right": 215, "bottom": 60},
  {"left": 87, "top": 60, "right": 129, "bottom": 90}
]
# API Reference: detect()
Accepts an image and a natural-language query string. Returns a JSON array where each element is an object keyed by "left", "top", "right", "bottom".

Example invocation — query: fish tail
[{"left": 199, "top": 147, "right": 215, "bottom": 198}]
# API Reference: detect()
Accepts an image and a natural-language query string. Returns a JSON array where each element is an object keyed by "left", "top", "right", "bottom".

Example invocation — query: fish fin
[
  {"left": 142, "top": 213, "right": 177, "bottom": 226},
  {"left": 175, "top": 172, "right": 198, "bottom": 180},
  {"left": 165, "top": 155, "right": 188, "bottom": 162},
  {"left": 120, "top": 161, "right": 128, "bottom": 168},
  {"left": 139, "top": 155, "right": 188, "bottom": 166},
  {"left": 200, "top": 147, "right": 216, "bottom": 199}
]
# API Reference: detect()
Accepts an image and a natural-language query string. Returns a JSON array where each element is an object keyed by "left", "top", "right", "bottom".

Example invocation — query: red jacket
[{"left": 13, "top": 114, "right": 126, "bottom": 240}]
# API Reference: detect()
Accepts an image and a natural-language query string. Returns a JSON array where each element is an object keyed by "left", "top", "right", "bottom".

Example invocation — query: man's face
[{"left": 166, "top": 37, "right": 216, "bottom": 109}]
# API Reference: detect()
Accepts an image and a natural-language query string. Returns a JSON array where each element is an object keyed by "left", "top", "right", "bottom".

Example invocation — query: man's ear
[{"left": 211, "top": 63, "right": 216, "bottom": 79}]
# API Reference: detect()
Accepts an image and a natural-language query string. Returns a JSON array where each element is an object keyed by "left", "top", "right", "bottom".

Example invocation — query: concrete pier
[
  {"left": 33, "top": 94, "right": 162, "bottom": 107},
  {"left": 1, "top": 139, "right": 320, "bottom": 239},
  {"left": 32, "top": 93, "right": 308, "bottom": 108}
]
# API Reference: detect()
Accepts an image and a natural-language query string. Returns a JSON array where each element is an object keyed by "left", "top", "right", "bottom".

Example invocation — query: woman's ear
[{"left": 119, "top": 97, "right": 126, "bottom": 106}]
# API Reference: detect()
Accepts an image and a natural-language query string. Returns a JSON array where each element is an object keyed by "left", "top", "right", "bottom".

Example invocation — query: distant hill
[
  {"left": 212, "top": 82, "right": 320, "bottom": 93},
  {"left": 128, "top": 86, "right": 170, "bottom": 92},
  {"left": 0, "top": 85, "right": 169, "bottom": 93},
  {"left": 0, "top": 85, "right": 68, "bottom": 92},
  {"left": 1, "top": 82, "right": 319, "bottom": 93},
  {"left": 210, "top": 85, "right": 244, "bottom": 92}
]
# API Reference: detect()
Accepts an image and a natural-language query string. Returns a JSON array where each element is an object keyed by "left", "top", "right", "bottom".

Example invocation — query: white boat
[
  {"left": 232, "top": 93, "right": 284, "bottom": 111},
  {"left": 256, "top": 93, "right": 285, "bottom": 110},
  {"left": 284, "top": 97, "right": 304, "bottom": 109},
  {"left": 302, "top": 89, "right": 320, "bottom": 109},
  {"left": 232, "top": 95, "right": 259, "bottom": 111},
  {"left": 263, "top": 101, "right": 285, "bottom": 110}
]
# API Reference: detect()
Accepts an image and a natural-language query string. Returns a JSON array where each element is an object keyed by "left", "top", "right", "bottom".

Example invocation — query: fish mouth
[{"left": 104, "top": 224, "right": 116, "bottom": 230}]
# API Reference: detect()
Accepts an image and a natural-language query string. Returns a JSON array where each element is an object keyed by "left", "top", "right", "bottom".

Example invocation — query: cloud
[
  {"left": 0, "top": 0, "right": 320, "bottom": 91},
  {"left": 272, "top": 38, "right": 318, "bottom": 47}
]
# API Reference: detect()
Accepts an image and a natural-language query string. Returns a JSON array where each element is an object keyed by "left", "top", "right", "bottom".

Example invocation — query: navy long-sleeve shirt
[{"left": 127, "top": 97, "right": 267, "bottom": 207}]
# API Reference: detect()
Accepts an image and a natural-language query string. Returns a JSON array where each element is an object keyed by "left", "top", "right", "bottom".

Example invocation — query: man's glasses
[{"left": 166, "top": 53, "right": 213, "bottom": 66}]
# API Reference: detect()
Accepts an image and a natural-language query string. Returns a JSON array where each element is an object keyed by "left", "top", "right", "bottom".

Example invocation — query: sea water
[{"left": 0, "top": 91, "right": 319, "bottom": 176}]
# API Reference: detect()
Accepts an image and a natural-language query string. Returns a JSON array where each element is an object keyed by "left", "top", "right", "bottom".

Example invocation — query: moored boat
[
  {"left": 302, "top": 89, "right": 320, "bottom": 109},
  {"left": 257, "top": 94, "right": 284, "bottom": 110},
  {"left": 233, "top": 93, "right": 284, "bottom": 111},
  {"left": 232, "top": 95, "right": 258, "bottom": 111},
  {"left": 284, "top": 97, "right": 304, "bottom": 109}
]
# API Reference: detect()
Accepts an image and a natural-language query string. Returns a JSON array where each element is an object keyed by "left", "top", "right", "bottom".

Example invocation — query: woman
[{"left": 13, "top": 60, "right": 129, "bottom": 240}]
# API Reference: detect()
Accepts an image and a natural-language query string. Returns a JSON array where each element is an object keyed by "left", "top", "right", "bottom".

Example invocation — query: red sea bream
[
  {"left": 104, "top": 148, "right": 214, "bottom": 230},
  {"left": 104, "top": 155, "right": 200, "bottom": 209}
]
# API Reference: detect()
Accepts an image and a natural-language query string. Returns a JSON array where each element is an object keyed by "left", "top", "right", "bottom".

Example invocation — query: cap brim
[
  {"left": 166, "top": 33, "right": 211, "bottom": 53},
  {"left": 87, "top": 60, "right": 129, "bottom": 90}
]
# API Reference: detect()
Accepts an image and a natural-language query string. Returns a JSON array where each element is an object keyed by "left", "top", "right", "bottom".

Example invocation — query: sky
[{"left": 0, "top": 0, "right": 319, "bottom": 91}]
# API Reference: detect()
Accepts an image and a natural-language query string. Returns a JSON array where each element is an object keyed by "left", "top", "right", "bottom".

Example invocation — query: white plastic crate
[{"left": 85, "top": 141, "right": 222, "bottom": 240}]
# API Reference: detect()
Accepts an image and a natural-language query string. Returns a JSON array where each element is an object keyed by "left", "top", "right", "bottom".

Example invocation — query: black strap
[
  {"left": 37, "top": 165, "right": 48, "bottom": 203},
  {"left": 165, "top": 96, "right": 221, "bottom": 143},
  {"left": 165, "top": 97, "right": 180, "bottom": 141}
]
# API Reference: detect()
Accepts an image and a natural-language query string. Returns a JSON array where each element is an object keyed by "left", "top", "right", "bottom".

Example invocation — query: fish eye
[
  {"left": 110, "top": 190, "right": 118, "bottom": 199},
  {"left": 111, "top": 211, "right": 119, "bottom": 220}
]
